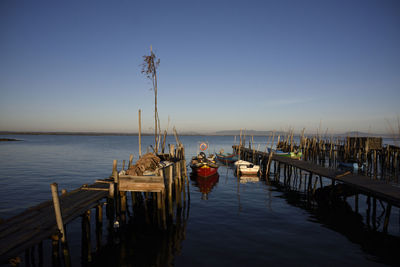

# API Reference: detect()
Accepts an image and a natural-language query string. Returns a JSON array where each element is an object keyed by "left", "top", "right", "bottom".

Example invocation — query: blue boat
[{"left": 215, "top": 151, "right": 238, "bottom": 164}]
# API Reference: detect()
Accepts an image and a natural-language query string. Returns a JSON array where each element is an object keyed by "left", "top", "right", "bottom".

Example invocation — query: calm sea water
[{"left": 0, "top": 135, "right": 399, "bottom": 266}]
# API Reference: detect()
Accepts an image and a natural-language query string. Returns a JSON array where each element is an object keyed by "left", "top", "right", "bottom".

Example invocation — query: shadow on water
[
  {"left": 270, "top": 180, "right": 400, "bottom": 266},
  {"left": 88, "top": 174, "right": 399, "bottom": 266},
  {"left": 89, "top": 196, "right": 189, "bottom": 267}
]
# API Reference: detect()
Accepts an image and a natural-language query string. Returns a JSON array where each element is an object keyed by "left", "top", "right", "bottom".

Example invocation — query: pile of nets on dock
[{"left": 125, "top": 153, "right": 161, "bottom": 176}]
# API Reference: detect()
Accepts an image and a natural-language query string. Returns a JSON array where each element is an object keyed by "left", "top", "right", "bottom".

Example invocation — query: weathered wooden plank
[
  {"left": 119, "top": 175, "right": 163, "bottom": 182},
  {"left": 119, "top": 175, "right": 164, "bottom": 192},
  {"left": 119, "top": 183, "right": 165, "bottom": 192}
]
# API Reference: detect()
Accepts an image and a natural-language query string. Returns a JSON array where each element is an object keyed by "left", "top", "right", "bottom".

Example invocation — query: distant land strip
[
  {"left": 0, "top": 138, "right": 22, "bottom": 142},
  {"left": 0, "top": 131, "right": 397, "bottom": 138}
]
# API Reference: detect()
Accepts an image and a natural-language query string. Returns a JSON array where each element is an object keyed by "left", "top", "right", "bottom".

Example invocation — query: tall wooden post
[
  {"left": 51, "top": 183, "right": 66, "bottom": 243},
  {"left": 128, "top": 154, "right": 134, "bottom": 169},
  {"left": 169, "top": 144, "right": 175, "bottom": 159},
  {"left": 112, "top": 160, "right": 118, "bottom": 180},
  {"left": 168, "top": 165, "right": 173, "bottom": 217},
  {"left": 138, "top": 109, "right": 142, "bottom": 157},
  {"left": 81, "top": 210, "right": 91, "bottom": 264},
  {"left": 95, "top": 204, "right": 103, "bottom": 251}
]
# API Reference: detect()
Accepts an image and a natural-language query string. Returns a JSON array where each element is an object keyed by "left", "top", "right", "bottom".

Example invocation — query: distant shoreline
[
  {"left": 0, "top": 131, "right": 397, "bottom": 138},
  {"left": 0, "top": 138, "right": 22, "bottom": 142},
  {"left": 0, "top": 131, "right": 210, "bottom": 137}
]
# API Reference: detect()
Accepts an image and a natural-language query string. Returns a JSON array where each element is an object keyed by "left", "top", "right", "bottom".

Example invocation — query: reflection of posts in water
[
  {"left": 81, "top": 210, "right": 91, "bottom": 264},
  {"left": 120, "top": 192, "right": 127, "bottom": 224},
  {"left": 272, "top": 161, "right": 396, "bottom": 235},
  {"left": 237, "top": 177, "right": 242, "bottom": 212},
  {"left": 96, "top": 204, "right": 103, "bottom": 252}
]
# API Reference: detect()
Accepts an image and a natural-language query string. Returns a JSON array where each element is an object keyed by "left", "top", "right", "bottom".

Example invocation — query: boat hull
[
  {"left": 191, "top": 165, "right": 219, "bottom": 177},
  {"left": 235, "top": 160, "right": 260, "bottom": 176},
  {"left": 239, "top": 168, "right": 260, "bottom": 175},
  {"left": 215, "top": 153, "right": 238, "bottom": 164}
]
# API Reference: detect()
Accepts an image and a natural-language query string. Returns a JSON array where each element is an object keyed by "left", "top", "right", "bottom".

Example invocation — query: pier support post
[
  {"left": 51, "top": 183, "right": 71, "bottom": 266},
  {"left": 51, "top": 183, "right": 66, "bottom": 243},
  {"left": 170, "top": 165, "right": 174, "bottom": 216},
  {"left": 129, "top": 154, "right": 134, "bottom": 169},
  {"left": 81, "top": 210, "right": 91, "bottom": 264},
  {"left": 95, "top": 204, "right": 103, "bottom": 251}
]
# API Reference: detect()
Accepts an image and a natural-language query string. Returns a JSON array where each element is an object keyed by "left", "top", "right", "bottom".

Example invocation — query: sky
[{"left": 0, "top": 0, "right": 399, "bottom": 135}]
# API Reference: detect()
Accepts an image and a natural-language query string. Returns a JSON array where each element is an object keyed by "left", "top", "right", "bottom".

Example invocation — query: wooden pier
[
  {"left": 0, "top": 182, "right": 108, "bottom": 263},
  {"left": 233, "top": 145, "right": 400, "bottom": 207},
  {"left": 0, "top": 144, "right": 189, "bottom": 265}
]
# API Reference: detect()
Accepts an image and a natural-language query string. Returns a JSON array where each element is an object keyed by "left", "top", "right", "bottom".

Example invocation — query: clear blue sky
[{"left": 1, "top": 0, "right": 399, "bottom": 134}]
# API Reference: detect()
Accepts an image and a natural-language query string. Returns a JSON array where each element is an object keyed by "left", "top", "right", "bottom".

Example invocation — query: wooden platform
[
  {"left": 0, "top": 182, "right": 109, "bottom": 262},
  {"left": 119, "top": 175, "right": 165, "bottom": 192},
  {"left": 235, "top": 146, "right": 400, "bottom": 207}
]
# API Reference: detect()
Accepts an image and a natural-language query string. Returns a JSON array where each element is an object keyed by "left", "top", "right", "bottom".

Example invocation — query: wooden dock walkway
[
  {"left": 0, "top": 155, "right": 188, "bottom": 264},
  {"left": 0, "top": 182, "right": 109, "bottom": 262},
  {"left": 234, "top": 145, "right": 400, "bottom": 207}
]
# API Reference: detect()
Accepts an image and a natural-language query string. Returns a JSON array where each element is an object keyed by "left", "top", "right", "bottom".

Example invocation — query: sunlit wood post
[{"left": 51, "top": 183, "right": 66, "bottom": 243}]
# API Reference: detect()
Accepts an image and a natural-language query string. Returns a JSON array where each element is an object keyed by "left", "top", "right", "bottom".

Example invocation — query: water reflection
[
  {"left": 89, "top": 195, "right": 189, "bottom": 267},
  {"left": 190, "top": 173, "right": 219, "bottom": 200},
  {"left": 238, "top": 175, "right": 260, "bottom": 184},
  {"left": 272, "top": 181, "right": 400, "bottom": 266}
]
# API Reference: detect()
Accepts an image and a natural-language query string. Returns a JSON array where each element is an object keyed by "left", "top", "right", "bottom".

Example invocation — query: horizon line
[{"left": 0, "top": 130, "right": 397, "bottom": 138}]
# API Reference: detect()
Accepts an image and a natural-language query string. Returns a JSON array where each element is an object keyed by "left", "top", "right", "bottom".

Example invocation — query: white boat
[{"left": 234, "top": 160, "right": 260, "bottom": 175}]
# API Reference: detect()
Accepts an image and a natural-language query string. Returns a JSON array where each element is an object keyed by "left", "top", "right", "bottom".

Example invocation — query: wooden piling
[
  {"left": 138, "top": 109, "right": 142, "bottom": 157},
  {"left": 51, "top": 235, "right": 60, "bottom": 267},
  {"left": 112, "top": 160, "right": 118, "bottom": 180},
  {"left": 95, "top": 204, "right": 103, "bottom": 251},
  {"left": 169, "top": 144, "right": 175, "bottom": 158},
  {"left": 129, "top": 154, "right": 134, "bottom": 169},
  {"left": 168, "top": 165, "right": 173, "bottom": 217},
  {"left": 81, "top": 210, "right": 91, "bottom": 263},
  {"left": 50, "top": 183, "right": 67, "bottom": 243}
]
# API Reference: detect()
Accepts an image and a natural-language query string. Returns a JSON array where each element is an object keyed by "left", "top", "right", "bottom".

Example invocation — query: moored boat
[
  {"left": 234, "top": 160, "right": 260, "bottom": 176},
  {"left": 215, "top": 150, "right": 238, "bottom": 164},
  {"left": 338, "top": 161, "right": 364, "bottom": 171},
  {"left": 190, "top": 152, "right": 219, "bottom": 177}
]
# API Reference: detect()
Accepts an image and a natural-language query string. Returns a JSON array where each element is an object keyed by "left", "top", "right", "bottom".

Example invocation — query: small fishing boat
[
  {"left": 234, "top": 160, "right": 260, "bottom": 176},
  {"left": 190, "top": 152, "right": 219, "bottom": 177},
  {"left": 215, "top": 149, "right": 238, "bottom": 164}
]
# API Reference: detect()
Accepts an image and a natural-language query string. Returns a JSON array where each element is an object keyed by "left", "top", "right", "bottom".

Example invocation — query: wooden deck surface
[
  {"left": 119, "top": 175, "right": 165, "bottom": 192},
  {"left": 0, "top": 182, "right": 109, "bottom": 262},
  {"left": 236, "top": 146, "right": 400, "bottom": 207}
]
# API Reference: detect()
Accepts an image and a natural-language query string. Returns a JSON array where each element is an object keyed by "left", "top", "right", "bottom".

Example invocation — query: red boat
[{"left": 190, "top": 152, "right": 219, "bottom": 177}]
